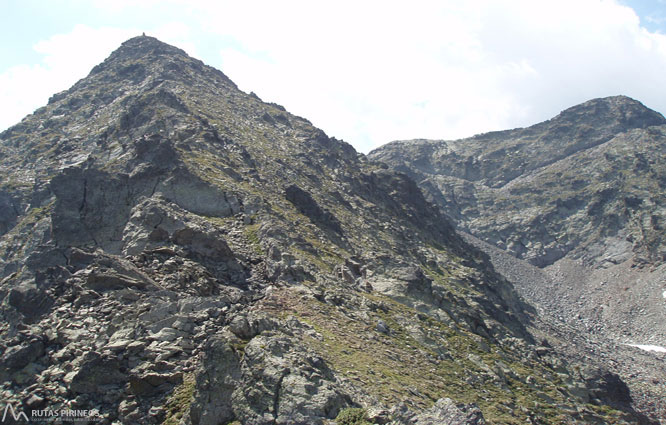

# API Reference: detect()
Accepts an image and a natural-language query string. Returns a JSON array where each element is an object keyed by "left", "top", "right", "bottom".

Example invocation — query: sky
[{"left": 1, "top": 1, "right": 665, "bottom": 153}]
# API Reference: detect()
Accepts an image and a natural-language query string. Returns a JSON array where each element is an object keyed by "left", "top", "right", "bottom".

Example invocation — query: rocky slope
[
  {"left": 0, "top": 36, "right": 657, "bottom": 424},
  {"left": 370, "top": 96, "right": 666, "bottom": 422},
  {"left": 459, "top": 231, "right": 666, "bottom": 422}
]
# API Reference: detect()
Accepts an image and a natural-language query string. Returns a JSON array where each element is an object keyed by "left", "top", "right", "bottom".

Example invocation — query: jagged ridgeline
[
  {"left": 370, "top": 97, "right": 666, "bottom": 269},
  {"left": 0, "top": 36, "right": 655, "bottom": 424}
]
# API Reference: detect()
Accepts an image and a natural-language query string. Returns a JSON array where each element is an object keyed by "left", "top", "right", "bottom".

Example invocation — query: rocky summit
[{"left": 0, "top": 36, "right": 661, "bottom": 424}]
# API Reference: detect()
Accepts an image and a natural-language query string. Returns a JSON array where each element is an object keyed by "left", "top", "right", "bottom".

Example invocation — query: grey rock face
[
  {"left": 285, "top": 184, "right": 342, "bottom": 235},
  {"left": 1, "top": 338, "right": 44, "bottom": 370},
  {"left": 189, "top": 333, "right": 351, "bottom": 425},
  {"left": 0, "top": 190, "right": 19, "bottom": 237},
  {"left": 78, "top": 250, "right": 158, "bottom": 291},
  {"left": 121, "top": 196, "right": 188, "bottom": 255},
  {"left": 51, "top": 167, "right": 133, "bottom": 252},
  {"left": 68, "top": 351, "right": 126, "bottom": 394},
  {"left": 231, "top": 335, "right": 351, "bottom": 425},
  {"left": 6, "top": 284, "right": 54, "bottom": 320},
  {"left": 188, "top": 338, "right": 240, "bottom": 425},
  {"left": 158, "top": 168, "right": 241, "bottom": 218},
  {"left": 581, "top": 367, "right": 633, "bottom": 407},
  {"left": 369, "top": 96, "right": 666, "bottom": 268}
]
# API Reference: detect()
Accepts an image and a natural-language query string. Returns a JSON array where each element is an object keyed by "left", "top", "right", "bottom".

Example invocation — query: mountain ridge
[
  {"left": 374, "top": 95, "right": 665, "bottom": 190},
  {"left": 370, "top": 94, "right": 666, "bottom": 422},
  {"left": 370, "top": 96, "right": 666, "bottom": 266}
]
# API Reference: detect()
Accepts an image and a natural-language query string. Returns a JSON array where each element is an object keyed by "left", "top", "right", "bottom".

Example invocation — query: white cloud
[
  {"left": 185, "top": 0, "right": 666, "bottom": 151},
  {"left": 2, "top": 1, "right": 666, "bottom": 153},
  {"left": 0, "top": 23, "right": 202, "bottom": 133},
  {"left": 0, "top": 25, "right": 137, "bottom": 131},
  {"left": 150, "top": 22, "right": 200, "bottom": 59}
]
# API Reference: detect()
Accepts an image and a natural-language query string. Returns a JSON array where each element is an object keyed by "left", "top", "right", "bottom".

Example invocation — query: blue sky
[
  {"left": 1, "top": 0, "right": 665, "bottom": 153},
  {"left": 619, "top": 0, "right": 666, "bottom": 32}
]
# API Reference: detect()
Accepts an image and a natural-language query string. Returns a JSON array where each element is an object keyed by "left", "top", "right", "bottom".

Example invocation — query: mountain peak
[
  {"left": 109, "top": 34, "right": 188, "bottom": 62},
  {"left": 86, "top": 35, "right": 214, "bottom": 85},
  {"left": 554, "top": 95, "right": 666, "bottom": 129}
]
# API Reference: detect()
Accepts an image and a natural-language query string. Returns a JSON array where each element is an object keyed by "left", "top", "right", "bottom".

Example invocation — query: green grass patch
[
  {"left": 335, "top": 408, "right": 371, "bottom": 425},
  {"left": 162, "top": 375, "right": 196, "bottom": 425}
]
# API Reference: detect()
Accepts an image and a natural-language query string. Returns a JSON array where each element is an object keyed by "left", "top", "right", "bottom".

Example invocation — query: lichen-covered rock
[
  {"left": 231, "top": 335, "right": 352, "bottom": 425},
  {"left": 413, "top": 398, "right": 486, "bottom": 425}
]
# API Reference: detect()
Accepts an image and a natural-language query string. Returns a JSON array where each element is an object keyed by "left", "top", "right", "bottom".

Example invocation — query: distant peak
[
  {"left": 599, "top": 94, "right": 639, "bottom": 103},
  {"left": 579, "top": 95, "right": 651, "bottom": 110},
  {"left": 555, "top": 95, "right": 666, "bottom": 128}
]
